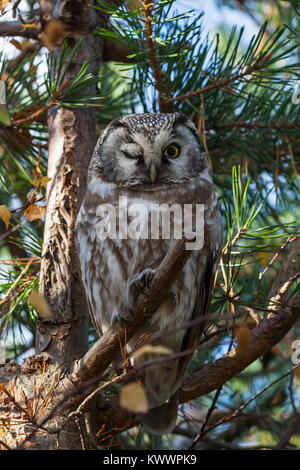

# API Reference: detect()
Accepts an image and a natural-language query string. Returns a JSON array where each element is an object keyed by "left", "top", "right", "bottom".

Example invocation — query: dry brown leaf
[
  {"left": 9, "top": 39, "right": 23, "bottom": 51},
  {"left": 254, "top": 251, "right": 269, "bottom": 266},
  {"left": 21, "top": 40, "right": 31, "bottom": 49},
  {"left": 27, "top": 289, "right": 52, "bottom": 318},
  {"left": 236, "top": 323, "right": 251, "bottom": 355},
  {"left": 0, "top": 204, "right": 11, "bottom": 229},
  {"left": 120, "top": 382, "right": 148, "bottom": 414},
  {"left": 126, "top": 0, "right": 141, "bottom": 11},
  {"left": 41, "top": 20, "right": 65, "bottom": 51},
  {"left": 24, "top": 204, "right": 46, "bottom": 221},
  {"left": 26, "top": 188, "right": 37, "bottom": 205},
  {"left": 271, "top": 344, "right": 281, "bottom": 356},
  {"left": 0, "top": 0, "right": 11, "bottom": 15},
  {"left": 131, "top": 344, "right": 173, "bottom": 361}
]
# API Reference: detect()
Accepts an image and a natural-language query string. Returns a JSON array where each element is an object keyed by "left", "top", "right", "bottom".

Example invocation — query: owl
[{"left": 76, "top": 113, "right": 222, "bottom": 434}]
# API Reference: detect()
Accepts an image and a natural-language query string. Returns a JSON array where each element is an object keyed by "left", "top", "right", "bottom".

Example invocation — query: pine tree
[{"left": 0, "top": 0, "right": 299, "bottom": 450}]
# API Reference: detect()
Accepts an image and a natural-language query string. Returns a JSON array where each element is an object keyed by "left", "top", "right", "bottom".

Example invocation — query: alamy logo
[
  {"left": 0, "top": 80, "right": 6, "bottom": 105},
  {"left": 95, "top": 197, "right": 205, "bottom": 250}
]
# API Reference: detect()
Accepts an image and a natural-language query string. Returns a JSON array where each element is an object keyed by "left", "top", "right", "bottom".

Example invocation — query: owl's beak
[{"left": 150, "top": 163, "right": 157, "bottom": 183}]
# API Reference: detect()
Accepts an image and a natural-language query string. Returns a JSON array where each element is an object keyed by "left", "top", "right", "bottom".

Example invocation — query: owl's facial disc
[
  {"left": 116, "top": 127, "right": 187, "bottom": 184},
  {"left": 120, "top": 136, "right": 181, "bottom": 183},
  {"left": 93, "top": 113, "right": 207, "bottom": 186}
]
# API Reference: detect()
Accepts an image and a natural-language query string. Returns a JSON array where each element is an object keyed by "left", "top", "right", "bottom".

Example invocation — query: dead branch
[{"left": 0, "top": 20, "right": 40, "bottom": 38}]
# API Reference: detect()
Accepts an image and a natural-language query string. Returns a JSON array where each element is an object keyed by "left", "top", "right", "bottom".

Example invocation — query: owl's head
[{"left": 89, "top": 113, "right": 208, "bottom": 187}]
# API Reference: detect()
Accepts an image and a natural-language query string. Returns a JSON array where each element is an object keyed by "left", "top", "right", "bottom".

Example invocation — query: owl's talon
[
  {"left": 130, "top": 268, "right": 155, "bottom": 302},
  {"left": 112, "top": 309, "right": 133, "bottom": 326},
  {"left": 134, "top": 280, "right": 148, "bottom": 296},
  {"left": 145, "top": 271, "right": 154, "bottom": 289}
]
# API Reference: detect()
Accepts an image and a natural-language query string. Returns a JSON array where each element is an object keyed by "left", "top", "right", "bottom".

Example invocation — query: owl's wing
[
  {"left": 86, "top": 288, "right": 103, "bottom": 336},
  {"left": 175, "top": 249, "right": 218, "bottom": 386},
  {"left": 174, "top": 172, "right": 223, "bottom": 384}
]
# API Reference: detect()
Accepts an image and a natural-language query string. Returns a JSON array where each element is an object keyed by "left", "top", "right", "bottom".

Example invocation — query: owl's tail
[{"left": 141, "top": 392, "right": 178, "bottom": 435}]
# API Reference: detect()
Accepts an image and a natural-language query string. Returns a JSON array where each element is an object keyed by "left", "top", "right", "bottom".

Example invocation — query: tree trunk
[
  {"left": 36, "top": 1, "right": 102, "bottom": 364},
  {"left": 0, "top": 1, "right": 104, "bottom": 450}
]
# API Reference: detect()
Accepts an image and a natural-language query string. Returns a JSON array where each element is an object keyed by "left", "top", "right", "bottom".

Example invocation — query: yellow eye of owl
[{"left": 163, "top": 144, "right": 180, "bottom": 158}]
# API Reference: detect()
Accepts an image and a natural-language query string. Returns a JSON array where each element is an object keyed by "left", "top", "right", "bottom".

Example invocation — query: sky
[
  {"left": 178, "top": 0, "right": 258, "bottom": 40},
  {"left": 0, "top": 0, "right": 259, "bottom": 56}
]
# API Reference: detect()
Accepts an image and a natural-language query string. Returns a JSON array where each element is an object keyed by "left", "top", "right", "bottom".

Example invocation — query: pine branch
[
  {"left": 141, "top": 0, "right": 168, "bottom": 112},
  {"left": 5, "top": 101, "right": 55, "bottom": 127},
  {"left": 210, "top": 121, "right": 300, "bottom": 130},
  {"left": 91, "top": 281, "right": 300, "bottom": 437},
  {"left": 4, "top": 40, "right": 41, "bottom": 75},
  {"left": 167, "top": 54, "right": 272, "bottom": 105}
]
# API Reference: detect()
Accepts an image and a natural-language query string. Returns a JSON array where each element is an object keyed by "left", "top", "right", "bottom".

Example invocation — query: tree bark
[{"left": 36, "top": 1, "right": 103, "bottom": 364}]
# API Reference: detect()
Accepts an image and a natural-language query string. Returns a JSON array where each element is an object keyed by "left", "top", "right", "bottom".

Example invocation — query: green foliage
[
  {"left": 96, "top": 62, "right": 138, "bottom": 128},
  {"left": 45, "top": 38, "right": 102, "bottom": 107}
]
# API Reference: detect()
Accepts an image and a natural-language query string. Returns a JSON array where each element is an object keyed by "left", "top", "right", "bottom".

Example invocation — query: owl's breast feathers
[{"left": 76, "top": 170, "right": 221, "bottom": 409}]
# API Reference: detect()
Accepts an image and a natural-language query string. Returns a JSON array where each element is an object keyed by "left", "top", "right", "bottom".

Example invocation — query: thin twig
[
  {"left": 288, "top": 369, "right": 297, "bottom": 416},
  {"left": 194, "top": 364, "right": 300, "bottom": 442},
  {"left": 189, "top": 386, "right": 223, "bottom": 450},
  {"left": 273, "top": 413, "right": 300, "bottom": 450},
  {"left": 255, "top": 232, "right": 298, "bottom": 298},
  {"left": 0, "top": 257, "right": 34, "bottom": 306},
  {"left": 0, "top": 439, "right": 11, "bottom": 450},
  {"left": 10, "top": 101, "right": 56, "bottom": 126}
]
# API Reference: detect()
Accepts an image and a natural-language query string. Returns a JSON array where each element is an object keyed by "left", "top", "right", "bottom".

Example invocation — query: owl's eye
[
  {"left": 122, "top": 150, "right": 142, "bottom": 160},
  {"left": 163, "top": 144, "right": 180, "bottom": 158}
]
